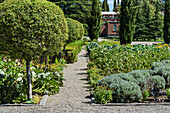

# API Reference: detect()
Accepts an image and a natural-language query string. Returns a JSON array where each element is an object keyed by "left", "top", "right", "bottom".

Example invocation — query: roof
[{"left": 101, "top": 12, "right": 117, "bottom": 15}]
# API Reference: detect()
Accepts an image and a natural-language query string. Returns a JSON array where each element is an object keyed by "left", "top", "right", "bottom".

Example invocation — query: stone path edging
[{"left": 0, "top": 95, "right": 48, "bottom": 106}]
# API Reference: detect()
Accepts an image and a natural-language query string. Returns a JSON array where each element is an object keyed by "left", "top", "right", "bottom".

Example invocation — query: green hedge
[{"left": 64, "top": 40, "right": 84, "bottom": 63}]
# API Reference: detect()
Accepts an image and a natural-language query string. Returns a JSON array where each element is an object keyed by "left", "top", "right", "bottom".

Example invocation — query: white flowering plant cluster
[{"left": 0, "top": 55, "right": 65, "bottom": 104}]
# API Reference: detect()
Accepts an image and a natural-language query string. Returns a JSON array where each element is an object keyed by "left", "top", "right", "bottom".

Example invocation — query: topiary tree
[
  {"left": 0, "top": 0, "right": 68, "bottom": 100},
  {"left": 64, "top": 18, "right": 84, "bottom": 50},
  {"left": 164, "top": 0, "right": 170, "bottom": 44}
]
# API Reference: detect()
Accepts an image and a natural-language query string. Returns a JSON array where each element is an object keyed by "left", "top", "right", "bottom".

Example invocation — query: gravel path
[{"left": 0, "top": 45, "right": 170, "bottom": 113}]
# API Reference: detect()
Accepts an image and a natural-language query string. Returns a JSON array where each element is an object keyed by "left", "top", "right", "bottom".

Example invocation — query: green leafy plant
[
  {"left": 94, "top": 86, "right": 112, "bottom": 104},
  {"left": 166, "top": 88, "right": 170, "bottom": 100},
  {"left": 142, "top": 89, "right": 151, "bottom": 101},
  {"left": 0, "top": 55, "right": 66, "bottom": 104}
]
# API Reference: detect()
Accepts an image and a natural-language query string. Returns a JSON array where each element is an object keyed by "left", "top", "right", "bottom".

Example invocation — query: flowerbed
[
  {"left": 0, "top": 55, "right": 66, "bottom": 104},
  {"left": 87, "top": 42, "right": 170, "bottom": 104}
]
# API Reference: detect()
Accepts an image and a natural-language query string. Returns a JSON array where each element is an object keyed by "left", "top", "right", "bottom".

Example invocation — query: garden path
[{"left": 0, "top": 45, "right": 169, "bottom": 113}]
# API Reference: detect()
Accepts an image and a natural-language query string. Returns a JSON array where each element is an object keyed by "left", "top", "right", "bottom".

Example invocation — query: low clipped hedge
[{"left": 64, "top": 40, "right": 84, "bottom": 63}]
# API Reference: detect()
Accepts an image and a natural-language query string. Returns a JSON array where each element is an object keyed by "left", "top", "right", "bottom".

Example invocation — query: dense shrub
[
  {"left": 98, "top": 76, "right": 142, "bottom": 103},
  {"left": 65, "top": 18, "right": 84, "bottom": 47},
  {"left": 150, "top": 75, "right": 165, "bottom": 89},
  {"left": 150, "top": 60, "right": 170, "bottom": 86},
  {"left": 110, "top": 81, "right": 142, "bottom": 103}
]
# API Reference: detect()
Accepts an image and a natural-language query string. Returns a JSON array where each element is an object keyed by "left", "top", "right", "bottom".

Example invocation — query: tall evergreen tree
[
  {"left": 164, "top": 0, "right": 170, "bottom": 44},
  {"left": 87, "top": 0, "right": 101, "bottom": 41},
  {"left": 114, "top": 0, "right": 117, "bottom": 9},
  {"left": 153, "top": 0, "right": 164, "bottom": 38},
  {"left": 144, "top": 2, "right": 155, "bottom": 40},
  {"left": 119, "top": 0, "right": 138, "bottom": 45},
  {"left": 102, "top": 0, "right": 109, "bottom": 11},
  {"left": 134, "top": 0, "right": 161, "bottom": 41}
]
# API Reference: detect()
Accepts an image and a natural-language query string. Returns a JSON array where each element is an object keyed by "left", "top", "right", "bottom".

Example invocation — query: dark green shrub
[
  {"left": 150, "top": 75, "right": 165, "bottom": 89},
  {"left": 0, "top": 0, "right": 68, "bottom": 99}
]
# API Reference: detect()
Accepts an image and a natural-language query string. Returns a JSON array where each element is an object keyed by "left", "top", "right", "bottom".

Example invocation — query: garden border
[
  {"left": 0, "top": 95, "right": 48, "bottom": 106},
  {"left": 91, "top": 102, "right": 170, "bottom": 106}
]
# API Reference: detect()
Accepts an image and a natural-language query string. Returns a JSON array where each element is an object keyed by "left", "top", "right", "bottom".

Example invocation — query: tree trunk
[{"left": 26, "top": 59, "right": 32, "bottom": 100}]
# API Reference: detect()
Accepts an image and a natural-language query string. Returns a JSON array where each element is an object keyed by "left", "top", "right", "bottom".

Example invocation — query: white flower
[
  {"left": 17, "top": 77, "right": 22, "bottom": 82},
  {"left": 0, "top": 69, "right": 5, "bottom": 75}
]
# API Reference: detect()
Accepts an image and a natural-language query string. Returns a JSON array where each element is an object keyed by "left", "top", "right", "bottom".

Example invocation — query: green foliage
[
  {"left": 89, "top": 43, "right": 170, "bottom": 75},
  {"left": 87, "top": 41, "right": 170, "bottom": 104},
  {"left": 150, "top": 75, "right": 166, "bottom": 89},
  {"left": 164, "top": 0, "right": 170, "bottom": 44},
  {"left": 66, "top": 18, "right": 84, "bottom": 45},
  {"left": 0, "top": 0, "right": 68, "bottom": 99},
  {"left": 94, "top": 86, "right": 112, "bottom": 104},
  {"left": 64, "top": 40, "right": 84, "bottom": 63},
  {"left": 119, "top": 0, "right": 138, "bottom": 45},
  {"left": 150, "top": 60, "right": 170, "bottom": 87},
  {"left": 87, "top": 0, "right": 101, "bottom": 41},
  {"left": 102, "top": 0, "right": 109, "bottom": 11},
  {"left": 98, "top": 76, "right": 142, "bottom": 103},
  {"left": 166, "top": 88, "right": 170, "bottom": 100},
  {"left": 134, "top": 0, "right": 163, "bottom": 41},
  {"left": 0, "top": 0, "right": 68, "bottom": 60},
  {"left": 142, "top": 89, "right": 150, "bottom": 101},
  {"left": 48, "top": 0, "right": 92, "bottom": 36},
  {"left": 0, "top": 0, "right": 4, "bottom": 3},
  {"left": 0, "top": 55, "right": 66, "bottom": 103}
]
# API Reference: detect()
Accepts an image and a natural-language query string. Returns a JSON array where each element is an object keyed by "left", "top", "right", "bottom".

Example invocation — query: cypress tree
[
  {"left": 102, "top": 0, "right": 109, "bottom": 11},
  {"left": 113, "top": 0, "right": 117, "bottom": 9},
  {"left": 144, "top": 2, "right": 155, "bottom": 41},
  {"left": 119, "top": 0, "right": 138, "bottom": 45},
  {"left": 164, "top": 0, "right": 170, "bottom": 44},
  {"left": 87, "top": 0, "right": 101, "bottom": 41}
]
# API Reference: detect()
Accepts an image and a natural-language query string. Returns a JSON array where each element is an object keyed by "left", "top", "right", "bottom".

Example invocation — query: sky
[{"left": 100, "top": 0, "right": 122, "bottom": 12}]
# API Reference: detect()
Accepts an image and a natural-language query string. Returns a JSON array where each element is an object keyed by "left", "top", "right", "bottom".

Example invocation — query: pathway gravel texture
[{"left": 0, "top": 45, "right": 170, "bottom": 113}]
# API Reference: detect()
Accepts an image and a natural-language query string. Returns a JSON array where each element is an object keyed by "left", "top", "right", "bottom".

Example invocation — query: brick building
[{"left": 100, "top": 12, "right": 120, "bottom": 37}]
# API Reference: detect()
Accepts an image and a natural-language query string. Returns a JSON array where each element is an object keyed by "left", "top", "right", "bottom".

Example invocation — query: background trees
[
  {"left": 119, "top": 0, "right": 138, "bottom": 45},
  {"left": 164, "top": 0, "right": 170, "bottom": 44},
  {"left": 134, "top": 0, "right": 164, "bottom": 41},
  {"left": 87, "top": 0, "right": 101, "bottom": 41},
  {"left": 102, "top": 0, "right": 109, "bottom": 11},
  {"left": 48, "top": 0, "right": 92, "bottom": 35},
  {"left": 0, "top": 0, "right": 68, "bottom": 99}
]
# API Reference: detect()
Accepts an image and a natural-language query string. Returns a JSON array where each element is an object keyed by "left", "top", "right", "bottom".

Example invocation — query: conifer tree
[
  {"left": 113, "top": 0, "right": 117, "bottom": 9},
  {"left": 119, "top": 0, "right": 138, "bottom": 45},
  {"left": 87, "top": 0, "right": 101, "bottom": 41},
  {"left": 164, "top": 0, "right": 170, "bottom": 44},
  {"left": 153, "top": 0, "right": 163, "bottom": 38},
  {"left": 102, "top": 0, "right": 109, "bottom": 11}
]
